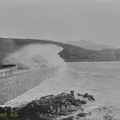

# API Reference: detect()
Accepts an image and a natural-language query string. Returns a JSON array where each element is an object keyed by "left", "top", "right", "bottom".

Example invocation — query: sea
[
  {"left": 4, "top": 61, "right": 120, "bottom": 109},
  {"left": 1, "top": 43, "right": 120, "bottom": 109}
]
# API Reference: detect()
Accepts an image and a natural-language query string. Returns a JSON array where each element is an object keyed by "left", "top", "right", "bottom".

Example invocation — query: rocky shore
[
  {"left": 0, "top": 91, "right": 120, "bottom": 120},
  {"left": 0, "top": 91, "right": 95, "bottom": 120}
]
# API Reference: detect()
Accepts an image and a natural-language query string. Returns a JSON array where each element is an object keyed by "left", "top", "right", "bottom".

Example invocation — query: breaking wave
[
  {"left": 2, "top": 44, "right": 67, "bottom": 71},
  {"left": 2, "top": 43, "right": 67, "bottom": 107}
]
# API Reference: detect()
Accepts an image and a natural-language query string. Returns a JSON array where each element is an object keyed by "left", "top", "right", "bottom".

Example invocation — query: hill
[
  {"left": 67, "top": 40, "right": 116, "bottom": 50},
  {"left": 0, "top": 38, "right": 120, "bottom": 65}
]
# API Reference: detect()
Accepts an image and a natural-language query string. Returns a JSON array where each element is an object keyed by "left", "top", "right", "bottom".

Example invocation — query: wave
[
  {"left": 2, "top": 44, "right": 67, "bottom": 71},
  {"left": 2, "top": 43, "right": 67, "bottom": 107}
]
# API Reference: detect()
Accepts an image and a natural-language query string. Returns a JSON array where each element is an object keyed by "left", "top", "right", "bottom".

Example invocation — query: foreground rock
[
  {"left": 1, "top": 91, "right": 120, "bottom": 120},
  {"left": 0, "top": 91, "right": 95, "bottom": 120}
]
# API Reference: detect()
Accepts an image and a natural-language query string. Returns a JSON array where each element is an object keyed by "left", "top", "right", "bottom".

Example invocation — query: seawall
[{"left": 0, "top": 67, "right": 57, "bottom": 105}]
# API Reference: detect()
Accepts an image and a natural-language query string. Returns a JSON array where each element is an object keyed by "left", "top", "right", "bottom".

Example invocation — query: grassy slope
[{"left": 0, "top": 37, "right": 120, "bottom": 64}]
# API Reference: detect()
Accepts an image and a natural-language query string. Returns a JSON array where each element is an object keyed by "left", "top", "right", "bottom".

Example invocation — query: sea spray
[
  {"left": 2, "top": 44, "right": 67, "bottom": 72},
  {"left": 3, "top": 44, "right": 68, "bottom": 107}
]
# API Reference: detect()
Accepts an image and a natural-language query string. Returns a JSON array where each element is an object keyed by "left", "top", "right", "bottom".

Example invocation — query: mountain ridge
[
  {"left": 67, "top": 40, "right": 116, "bottom": 50},
  {"left": 0, "top": 38, "right": 120, "bottom": 65}
]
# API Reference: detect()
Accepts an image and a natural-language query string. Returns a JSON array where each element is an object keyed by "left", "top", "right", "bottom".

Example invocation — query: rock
[{"left": 0, "top": 91, "right": 95, "bottom": 120}]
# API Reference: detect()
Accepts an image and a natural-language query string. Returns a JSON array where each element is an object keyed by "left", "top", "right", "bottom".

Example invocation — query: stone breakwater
[
  {"left": 0, "top": 65, "right": 17, "bottom": 78},
  {"left": 0, "top": 67, "right": 57, "bottom": 105}
]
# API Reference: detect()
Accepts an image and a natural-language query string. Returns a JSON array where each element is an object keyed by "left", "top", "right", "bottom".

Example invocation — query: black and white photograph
[{"left": 0, "top": 0, "right": 120, "bottom": 119}]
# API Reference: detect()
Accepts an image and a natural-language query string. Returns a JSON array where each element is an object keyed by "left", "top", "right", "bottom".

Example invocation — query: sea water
[{"left": 3, "top": 44, "right": 120, "bottom": 109}]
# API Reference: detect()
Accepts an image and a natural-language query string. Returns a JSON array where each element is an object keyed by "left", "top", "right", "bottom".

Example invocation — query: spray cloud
[{"left": 2, "top": 44, "right": 66, "bottom": 70}]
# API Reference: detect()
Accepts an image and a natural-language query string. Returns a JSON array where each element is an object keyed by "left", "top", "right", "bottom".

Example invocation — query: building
[{"left": 0, "top": 65, "right": 17, "bottom": 78}]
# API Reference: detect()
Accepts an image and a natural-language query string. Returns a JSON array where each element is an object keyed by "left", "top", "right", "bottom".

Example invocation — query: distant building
[{"left": 0, "top": 64, "right": 17, "bottom": 78}]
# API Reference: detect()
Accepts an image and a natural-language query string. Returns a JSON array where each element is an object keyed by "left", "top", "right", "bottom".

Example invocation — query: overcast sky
[{"left": 0, "top": 0, "right": 120, "bottom": 47}]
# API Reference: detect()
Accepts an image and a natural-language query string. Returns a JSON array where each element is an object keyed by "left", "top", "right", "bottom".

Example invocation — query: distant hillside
[
  {"left": 67, "top": 40, "right": 116, "bottom": 50},
  {"left": 0, "top": 38, "right": 120, "bottom": 65}
]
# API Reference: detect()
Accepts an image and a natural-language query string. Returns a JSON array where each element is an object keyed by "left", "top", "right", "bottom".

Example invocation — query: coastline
[{"left": 0, "top": 67, "right": 57, "bottom": 105}]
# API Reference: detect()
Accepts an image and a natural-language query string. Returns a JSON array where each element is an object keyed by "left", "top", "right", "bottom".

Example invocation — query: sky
[{"left": 0, "top": 0, "right": 120, "bottom": 47}]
